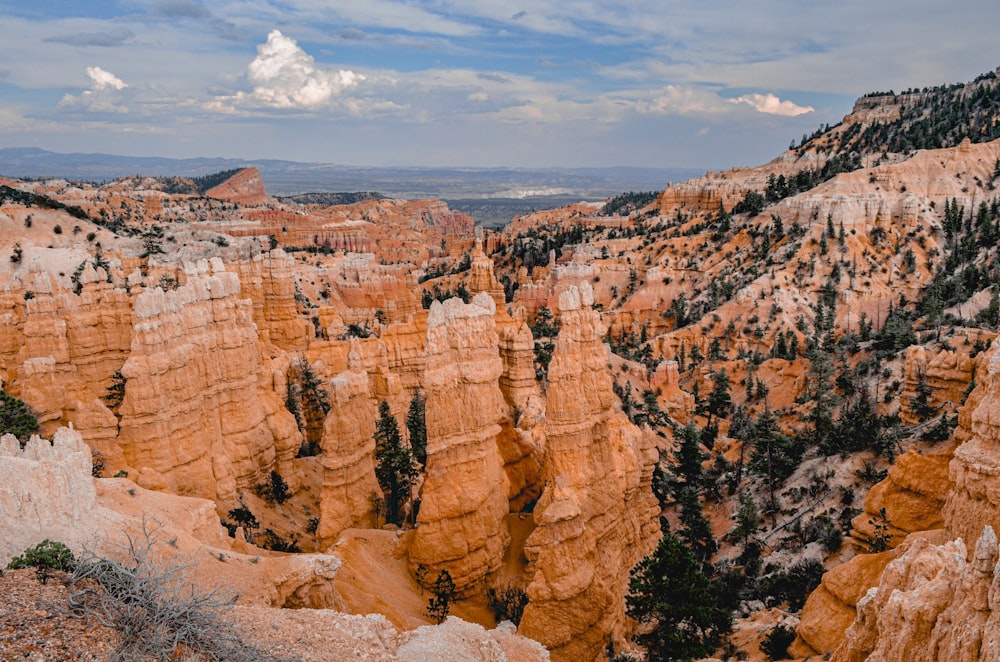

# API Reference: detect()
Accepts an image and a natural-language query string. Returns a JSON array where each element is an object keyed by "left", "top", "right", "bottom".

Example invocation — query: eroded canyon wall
[{"left": 518, "top": 284, "right": 660, "bottom": 661}]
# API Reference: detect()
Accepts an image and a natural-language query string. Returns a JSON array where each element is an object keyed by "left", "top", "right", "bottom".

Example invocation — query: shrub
[
  {"left": 486, "top": 581, "right": 529, "bottom": 625},
  {"left": 92, "top": 451, "right": 106, "bottom": 478},
  {"left": 258, "top": 529, "right": 301, "bottom": 553},
  {"left": 426, "top": 569, "right": 456, "bottom": 624},
  {"left": 68, "top": 520, "right": 271, "bottom": 661},
  {"left": 0, "top": 390, "right": 39, "bottom": 442},
  {"left": 760, "top": 624, "right": 797, "bottom": 660},
  {"left": 7, "top": 539, "right": 76, "bottom": 584},
  {"left": 758, "top": 558, "right": 825, "bottom": 610}
]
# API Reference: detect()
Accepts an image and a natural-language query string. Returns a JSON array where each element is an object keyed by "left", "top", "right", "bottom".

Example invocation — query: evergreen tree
[
  {"left": 670, "top": 423, "right": 705, "bottom": 499},
  {"left": 678, "top": 485, "right": 716, "bottom": 562},
  {"left": 291, "top": 357, "right": 331, "bottom": 456},
  {"left": 727, "top": 493, "right": 761, "bottom": 551},
  {"left": 530, "top": 306, "right": 560, "bottom": 381},
  {"left": 806, "top": 351, "right": 837, "bottom": 448},
  {"left": 426, "top": 569, "right": 457, "bottom": 623},
  {"left": 0, "top": 391, "right": 39, "bottom": 442},
  {"left": 102, "top": 370, "right": 127, "bottom": 411},
  {"left": 374, "top": 400, "right": 418, "bottom": 525},
  {"left": 406, "top": 387, "right": 428, "bottom": 468},
  {"left": 703, "top": 369, "right": 732, "bottom": 432},
  {"left": 626, "top": 530, "right": 722, "bottom": 661},
  {"left": 911, "top": 372, "right": 935, "bottom": 421}
]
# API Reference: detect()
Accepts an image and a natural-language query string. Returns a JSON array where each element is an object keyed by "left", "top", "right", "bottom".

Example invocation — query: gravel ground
[{"left": 0, "top": 569, "right": 116, "bottom": 661}]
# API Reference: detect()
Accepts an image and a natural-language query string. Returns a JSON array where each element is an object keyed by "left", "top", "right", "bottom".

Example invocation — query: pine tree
[
  {"left": 626, "top": 531, "right": 722, "bottom": 661},
  {"left": 426, "top": 569, "right": 457, "bottom": 623},
  {"left": 374, "top": 400, "right": 418, "bottom": 525},
  {"left": 291, "top": 357, "right": 331, "bottom": 456},
  {"left": 0, "top": 391, "right": 39, "bottom": 442},
  {"left": 406, "top": 387, "right": 428, "bottom": 468},
  {"left": 703, "top": 369, "right": 732, "bottom": 432},
  {"left": 727, "top": 493, "right": 761, "bottom": 551},
  {"left": 911, "top": 371, "right": 935, "bottom": 421},
  {"left": 678, "top": 485, "right": 716, "bottom": 562},
  {"left": 670, "top": 423, "right": 705, "bottom": 499}
]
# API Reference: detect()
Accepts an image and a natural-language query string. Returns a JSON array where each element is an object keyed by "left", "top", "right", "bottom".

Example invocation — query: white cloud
[
  {"left": 58, "top": 66, "right": 129, "bottom": 113},
  {"left": 86, "top": 66, "right": 128, "bottom": 91},
  {"left": 729, "top": 93, "right": 813, "bottom": 116},
  {"left": 212, "top": 30, "right": 362, "bottom": 111},
  {"left": 634, "top": 86, "right": 730, "bottom": 115}
]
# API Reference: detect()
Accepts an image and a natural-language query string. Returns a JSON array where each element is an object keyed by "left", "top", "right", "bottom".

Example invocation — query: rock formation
[
  {"left": 518, "top": 284, "right": 660, "bottom": 661},
  {"left": 318, "top": 342, "right": 381, "bottom": 546},
  {"left": 112, "top": 259, "right": 301, "bottom": 503},
  {"left": 831, "top": 528, "right": 1000, "bottom": 662},
  {"left": 204, "top": 167, "right": 274, "bottom": 207},
  {"left": 408, "top": 294, "right": 510, "bottom": 593},
  {"left": 0, "top": 426, "right": 340, "bottom": 609},
  {"left": 944, "top": 345, "right": 1000, "bottom": 551}
]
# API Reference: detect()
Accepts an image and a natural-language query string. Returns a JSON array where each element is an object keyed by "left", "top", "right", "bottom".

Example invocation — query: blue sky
[{"left": 1, "top": 0, "right": 998, "bottom": 170}]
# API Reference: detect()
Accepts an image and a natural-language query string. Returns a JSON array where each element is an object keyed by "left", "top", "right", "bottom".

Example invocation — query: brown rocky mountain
[{"left": 3, "top": 67, "right": 1000, "bottom": 661}]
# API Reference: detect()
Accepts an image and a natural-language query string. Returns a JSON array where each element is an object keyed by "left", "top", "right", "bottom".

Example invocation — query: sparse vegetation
[
  {"left": 0, "top": 390, "right": 40, "bottom": 443},
  {"left": 67, "top": 521, "right": 271, "bottom": 661},
  {"left": 373, "top": 400, "right": 418, "bottom": 526},
  {"left": 426, "top": 568, "right": 457, "bottom": 624}
]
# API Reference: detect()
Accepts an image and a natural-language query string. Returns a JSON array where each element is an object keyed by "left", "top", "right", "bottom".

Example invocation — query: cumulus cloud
[
  {"left": 87, "top": 66, "right": 128, "bottom": 91},
  {"left": 59, "top": 66, "right": 129, "bottom": 113},
  {"left": 634, "top": 85, "right": 729, "bottom": 115},
  {"left": 729, "top": 93, "right": 813, "bottom": 116},
  {"left": 213, "top": 30, "right": 362, "bottom": 111}
]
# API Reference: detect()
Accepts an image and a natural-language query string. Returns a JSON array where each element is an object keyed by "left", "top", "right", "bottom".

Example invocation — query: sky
[{"left": 0, "top": 1, "right": 998, "bottom": 170}]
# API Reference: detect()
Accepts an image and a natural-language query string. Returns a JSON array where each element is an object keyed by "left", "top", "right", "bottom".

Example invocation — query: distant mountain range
[
  {"left": 0, "top": 147, "right": 700, "bottom": 198},
  {"left": 0, "top": 147, "right": 702, "bottom": 225}
]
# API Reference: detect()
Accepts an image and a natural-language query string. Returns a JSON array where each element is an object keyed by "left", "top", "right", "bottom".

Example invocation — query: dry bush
[{"left": 67, "top": 519, "right": 279, "bottom": 661}]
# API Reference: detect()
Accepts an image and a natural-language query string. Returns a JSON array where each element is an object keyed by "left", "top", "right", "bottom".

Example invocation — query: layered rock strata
[
  {"left": 113, "top": 259, "right": 301, "bottom": 502},
  {"left": 944, "top": 345, "right": 1000, "bottom": 550},
  {"left": 408, "top": 294, "right": 510, "bottom": 592},
  {"left": 318, "top": 342, "right": 381, "bottom": 546},
  {"left": 832, "top": 528, "right": 1000, "bottom": 662},
  {"left": 518, "top": 284, "right": 660, "bottom": 661}
]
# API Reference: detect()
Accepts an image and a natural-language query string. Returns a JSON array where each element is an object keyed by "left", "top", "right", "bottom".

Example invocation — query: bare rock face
[
  {"left": 114, "top": 260, "right": 301, "bottom": 503},
  {"left": 409, "top": 294, "right": 510, "bottom": 593},
  {"left": 795, "top": 548, "right": 903, "bottom": 656},
  {"left": 497, "top": 321, "right": 545, "bottom": 510},
  {"left": 899, "top": 341, "right": 984, "bottom": 426},
  {"left": 831, "top": 528, "right": 1000, "bottom": 662},
  {"left": 318, "top": 342, "right": 381, "bottom": 546},
  {"left": 467, "top": 234, "right": 507, "bottom": 309},
  {"left": 850, "top": 451, "right": 953, "bottom": 548},
  {"left": 0, "top": 427, "right": 99, "bottom": 565},
  {"left": 0, "top": 426, "right": 340, "bottom": 610},
  {"left": 397, "top": 617, "right": 549, "bottom": 662},
  {"left": 204, "top": 167, "right": 273, "bottom": 207},
  {"left": 518, "top": 284, "right": 660, "bottom": 661},
  {"left": 0, "top": 271, "right": 133, "bottom": 436},
  {"left": 944, "top": 344, "right": 1000, "bottom": 552},
  {"left": 229, "top": 251, "right": 311, "bottom": 350}
]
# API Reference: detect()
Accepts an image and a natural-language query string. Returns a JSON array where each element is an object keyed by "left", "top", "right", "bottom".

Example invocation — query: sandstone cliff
[
  {"left": 408, "top": 294, "right": 510, "bottom": 593},
  {"left": 831, "top": 528, "right": 1000, "bottom": 662},
  {"left": 112, "top": 259, "right": 301, "bottom": 503},
  {"left": 518, "top": 284, "right": 660, "bottom": 661}
]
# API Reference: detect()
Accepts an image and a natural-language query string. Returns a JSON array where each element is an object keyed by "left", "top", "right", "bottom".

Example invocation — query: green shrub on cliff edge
[
  {"left": 6, "top": 539, "right": 76, "bottom": 584},
  {"left": 0, "top": 390, "right": 39, "bottom": 443}
]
